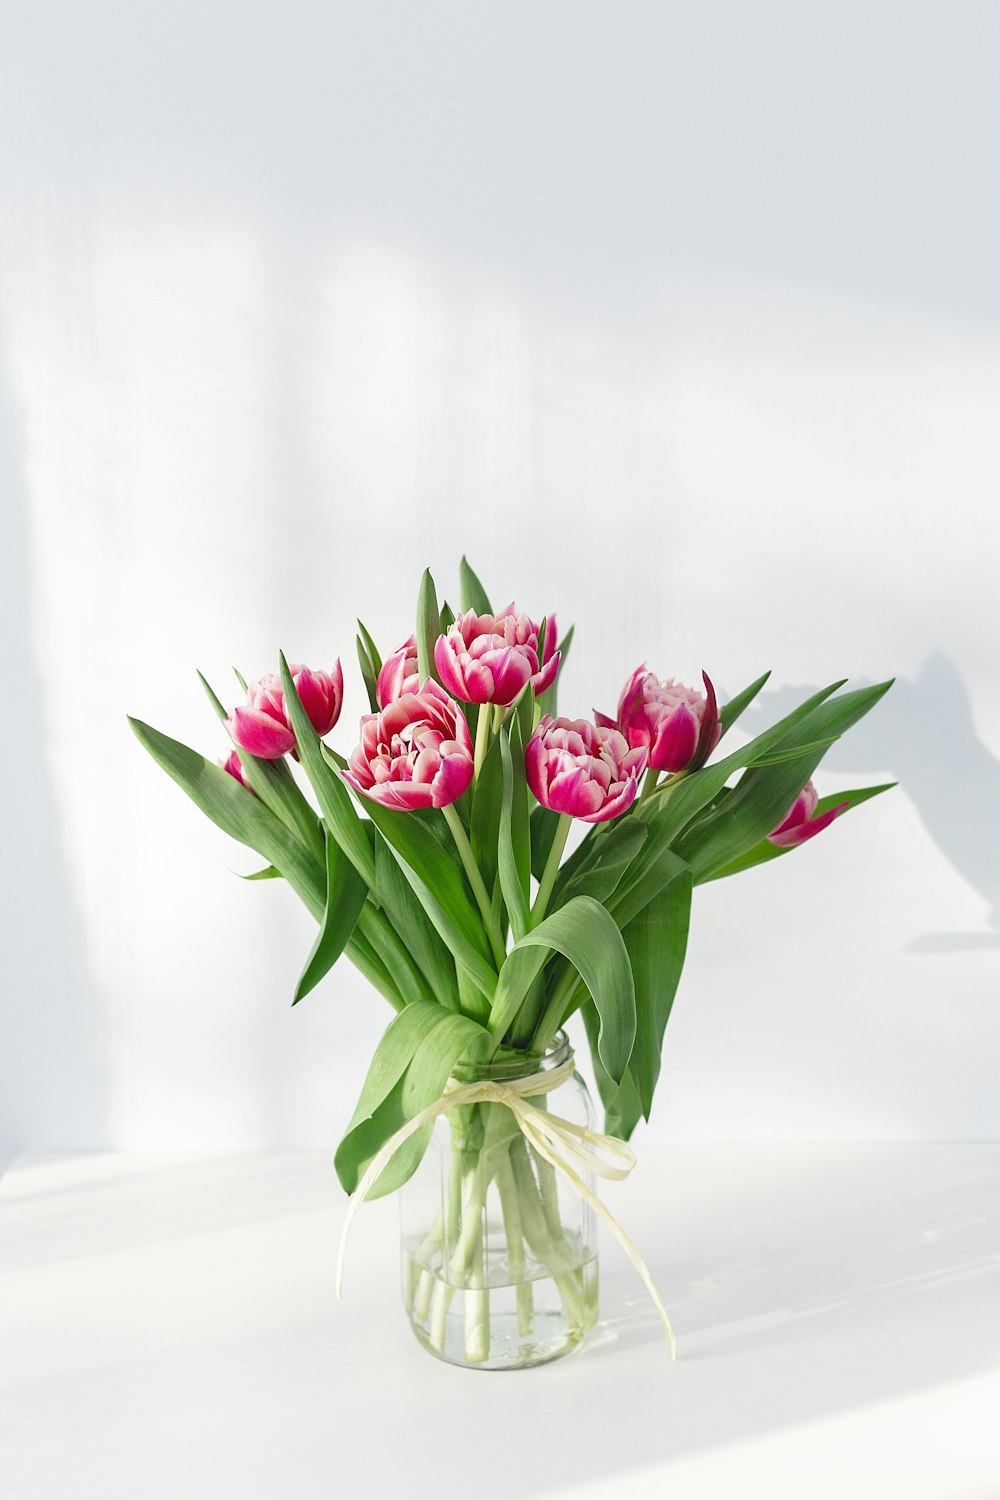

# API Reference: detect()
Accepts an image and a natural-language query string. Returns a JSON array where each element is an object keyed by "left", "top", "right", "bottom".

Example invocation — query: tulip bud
[
  {"left": 376, "top": 635, "right": 420, "bottom": 707},
  {"left": 227, "top": 661, "right": 344, "bottom": 760},
  {"left": 767, "top": 780, "right": 847, "bottom": 848},
  {"left": 433, "top": 604, "right": 561, "bottom": 706},
  {"left": 613, "top": 667, "right": 720, "bottom": 774},
  {"left": 219, "top": 749, "right": 254, "bottom": 792},
  {"left": 343, "top": 680, "right": 475, "bottom": 811},
  {"left": 525, "top": 715, "right": 647, "bottom": 823}
]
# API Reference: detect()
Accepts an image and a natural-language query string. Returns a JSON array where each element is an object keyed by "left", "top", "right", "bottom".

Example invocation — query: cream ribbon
[{"left": 336, "top": 1055, "right": 677, "bottom": 1358}]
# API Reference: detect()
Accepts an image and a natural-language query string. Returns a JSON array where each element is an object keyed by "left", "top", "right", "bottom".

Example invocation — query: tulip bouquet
[{"left": 130, "top": 559, "right": 892, "bottom": 1368}]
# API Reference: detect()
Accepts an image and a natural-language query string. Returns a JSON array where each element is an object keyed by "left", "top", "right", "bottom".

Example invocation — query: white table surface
[{"left": 2, "top": 1145, "right": 999, "bottom": 1500}]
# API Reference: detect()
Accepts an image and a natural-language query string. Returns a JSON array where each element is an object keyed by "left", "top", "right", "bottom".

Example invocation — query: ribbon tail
[{"left": 522, "top": 1120, "right": 677, "bottom": 1359}]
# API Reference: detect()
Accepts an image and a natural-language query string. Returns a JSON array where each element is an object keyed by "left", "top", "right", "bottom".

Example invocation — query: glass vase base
[{"left": 403, "top": 1251, "right": 599, "bottom": 1370}]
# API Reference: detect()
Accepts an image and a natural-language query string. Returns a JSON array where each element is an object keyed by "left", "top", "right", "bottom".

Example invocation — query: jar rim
[{"left": 452, "top": 1030, "right": 572, "bottom": 1082}]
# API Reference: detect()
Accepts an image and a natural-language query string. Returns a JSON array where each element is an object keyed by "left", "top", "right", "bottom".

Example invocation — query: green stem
[
  {"left": 638, "top": 766, "right": 660, "bottom": 803},
  {"left": 473, "top": 703, "right": 492, "bottom": 780},
  {"left": 532, "top": 970, "right": 582, "bottom": 1054},
  {"left": 529, "top": 813, "right": 572, "bottom": 929},
  {"left": 442, "top": 804, "right": 507, "bottom": 969}
]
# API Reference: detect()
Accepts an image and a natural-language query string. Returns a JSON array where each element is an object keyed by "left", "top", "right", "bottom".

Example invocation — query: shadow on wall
[
  {"left": 739, "top": 656, "right": 1000, "bottom": 951},
  {"left": 0, "top": 357, "right": 110, "bottom": 1167}
]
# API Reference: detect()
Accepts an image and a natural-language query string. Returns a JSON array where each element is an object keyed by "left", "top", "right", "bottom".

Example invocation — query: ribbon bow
[{"left": 336, "top": 1055, "right": 676, "bottom": 1358}]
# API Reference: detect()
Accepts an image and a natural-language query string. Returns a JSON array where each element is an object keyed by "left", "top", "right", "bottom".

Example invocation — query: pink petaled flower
[
  {"left": 767, "top": 780, "right": 847, "bottom": 848},
  {"left": 376, "top": 635, "right": 420, "bottom": 708},
  {"left": 526, "top": 715, "right": 647, "bottom": 823},
  {"left": 227, "top": 662, "right": 344, "bottom": 760},
  {"left": 434, "top": 605, "right": 561, "bottom": 706},
  {"left": 219, "top": 750, "right": 254, "bottom": 793},
  {"left": 602, "top": 667, "right": 720, "bottom": 774},
  {"left": 343, "top": 679, "right": 475, "bottom": 811}
]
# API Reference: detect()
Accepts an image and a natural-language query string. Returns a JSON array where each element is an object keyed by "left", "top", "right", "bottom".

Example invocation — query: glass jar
[{"left": 400, "top": 1032, "right": 599, "bottom": 1369}]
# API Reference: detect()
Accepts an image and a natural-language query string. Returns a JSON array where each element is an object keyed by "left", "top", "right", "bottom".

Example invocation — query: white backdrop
[{"left": 2, "top": 2, "right": 998, "bottom": 1163}]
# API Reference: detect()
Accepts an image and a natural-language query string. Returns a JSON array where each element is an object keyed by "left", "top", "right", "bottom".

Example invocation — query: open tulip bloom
[{"left": 131, "top": 558, "right": 894, "bottom": 1361}]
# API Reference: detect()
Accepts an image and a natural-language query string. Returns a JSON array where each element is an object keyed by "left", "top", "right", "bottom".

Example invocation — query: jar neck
[{"left": 452, "top": 1031, "right": 572, "bottom": 1084}]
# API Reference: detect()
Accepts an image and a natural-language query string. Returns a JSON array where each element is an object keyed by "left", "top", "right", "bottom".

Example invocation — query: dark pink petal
[
  {"left": 431, "top": 752, "right": 475, "bottom": 807},
  {"left": 361, "top": 779, "right": 435, "bottom": 811},
  {"left": 593, "top": 709, "right": 619, "bottom": 731},
  {"left": 648, "top": 702, "right": 699, "bottom": 772},
  {"left": 616, "top": 666, "right": 648, "bottom": 734},
  {"left": 228, "top": 706, "right": 296, "bottom": 759},
  {"left": 541, "top": 613, "right": 559, "bottom": 665},
  {"left": 295, "top": 667, "right": 336, "bottom": 736},
  {"left": 531, "top": 650, "right": 561, "bottom": 695},
  {"left": 582, "top": 774, "right": 640, "bottom": 822},
  {"left": 768, "top": 801, "right": 847, "bottom": 848},
  {"left": 689, "top": 670, "right": 720, "bottom": 771},
  {"left": 491, "top": 648, "right": 533, "bottom": 705},
  {"left": 434, "top": 636, "right": 468, "bottom": 701}
]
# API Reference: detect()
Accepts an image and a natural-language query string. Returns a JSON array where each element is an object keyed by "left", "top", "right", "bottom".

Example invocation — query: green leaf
[
  {"left": 749, "top": 737, "right": 837, "bottom": 766},
  {"left": 293, "top": 826, "right": 369, "bottom": 1003},
  {"left": 699, "top": 782, "right": 897, "bottom": 883},
  {"left": 719, "top": 670, "right": 771, "bottom": 735},
  {"left": 373, "top": 838, "right": 460, "bottom": 1009},
  {"left": 356, "top": 619, "right": 383, "bottom": 676},
  {"left": 459, "top": 555, "right": 492, "bottom": 615},
  {"left": 530, "top": 804, "right": 562, "bottom": 880},
  {"left": 359, "top": 797, "right": 498, "bottom": 1007},
  {"left": 278, "top": 652, "right": 376, "bottom": 889},
  {"left": 490, "top": 896, "right": 636, "bottom": 1084},
  {"left": 346, "top": 927, "right": 406, "bottom": 1012},
  {"left": 550, "top": 817, "right": 647, "bottom": 911},
  {"left": 677, "top": 681, "right": 894, "bottom": 880},
  {"left": 439, "top": 600, "right": 456, "bottom": 633},
  {"left": 128, "top": 716, "right": 326, "bottom": 920},
  {"left": 334, "top": 1002, "right": 488, "bottom": 1197},
  {"left": 240, "top": 865, "right": 282, "bottom": 880},
  {"left": 356, "top": 634, "right": 380, "bottom": 713},
  {"left": 415, "top": 568, "right": 440, "bottom": 684},
  {"left": 469, "top": 732, "right": 504, "bottom": 896},
  {"left": 581, "top": 998, "right": 642, "bottom": 1139},
  {"left": 498, "top": 725, "right": 531, "bottom": 940},
  {"left": 619, "top": 864, "right": 692, "bottom": 1122}
]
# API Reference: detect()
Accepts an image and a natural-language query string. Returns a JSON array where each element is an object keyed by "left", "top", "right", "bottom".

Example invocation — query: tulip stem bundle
[{"left": 130, "top": 556, "right": 894, "bottom": 1365}]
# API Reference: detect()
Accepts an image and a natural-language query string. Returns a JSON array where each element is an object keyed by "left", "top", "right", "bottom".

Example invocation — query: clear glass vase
[{"left": 400, "top": 1032, "right": 599, "bottom": 1370}]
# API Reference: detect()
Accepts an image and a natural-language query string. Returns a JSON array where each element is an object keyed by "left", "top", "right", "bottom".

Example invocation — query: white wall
[{"left": 2, "top": 1, "right": 998, "bottom": 1160}]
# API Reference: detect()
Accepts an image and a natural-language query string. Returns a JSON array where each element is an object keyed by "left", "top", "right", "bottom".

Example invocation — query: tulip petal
[
  {"left": 228, "top": 706, "right": 296, "bottom": 759},
  {"left": 649, "top": 702, "right": 699, "bottom": 773},
  {"left": 768, "top": 801, "right": 847, "bottom": 848},
  {"left": 531, "top": 650, "right": 561, "bottom": 695}
]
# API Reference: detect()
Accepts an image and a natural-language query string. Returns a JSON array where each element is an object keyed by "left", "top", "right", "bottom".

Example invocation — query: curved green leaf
[
  {"left": 416, "top": 568, "right": 440, "bottom": 684},
  {"left": 459, "top": 555, "right": 492, "bottom": 615},
  {"left": 279, "top": 652, "right": 376, "bottom": 888},
  {"left": 293, "top": 827, "right": 370, "bottom": 1004},
  {"left": 334, "top": 1002, "right": 488, "bottom": 1196},
  {"left": 698, "top": 782, "right": 897, "bottom": 883},
  {"left": 359, "top": 797, "right": 497, "bottom": 1007},
  {"left": 490, "top": 896, "right": 636, "bottom": 1084}
]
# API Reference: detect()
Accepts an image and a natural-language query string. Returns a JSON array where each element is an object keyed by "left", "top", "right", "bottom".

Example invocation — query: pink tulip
[
  {"left": 376, "top": 635, "right": 421, "bottom": 707},
  {"left": 434, "top": 605, "right": 561, "bottom": 706},
  {"left": 227, "top": 662, "right": 344, "bottom": 760},
  {"left": 526, "top": 715, "right": 647, "bottom": 823},
  {"left": 219, "top": 749, "right": 254, "bottom": 792},
  {"left": 605, "top": 667, "right": 720, "bottom": 774},
  {"left": 767, "top": 780, "right": 847, "bottom": 848},
  {"left": 343, "top": 679, "right": 475, "bottom": 811}
]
